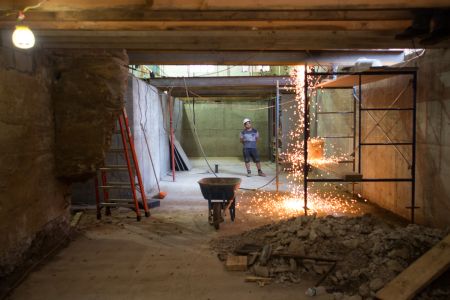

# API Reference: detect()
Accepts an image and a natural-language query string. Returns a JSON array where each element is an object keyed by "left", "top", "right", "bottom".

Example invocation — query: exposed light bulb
[{"left": 12, "top": 25, "right": 35, "bottom": 49}]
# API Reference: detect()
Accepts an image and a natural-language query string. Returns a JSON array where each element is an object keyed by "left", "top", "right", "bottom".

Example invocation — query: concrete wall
[
  {"left": 360, "top": 50, "right": 450, "bottom": 228},
  {"left": 177, "top": 100, "right": 270, "bottom": 158},
  {"left": 128, "top": 78, "right": 170, "bottom": 194},
  {"left": 0, "top": 48, "right": 70, "bottom": 277}
]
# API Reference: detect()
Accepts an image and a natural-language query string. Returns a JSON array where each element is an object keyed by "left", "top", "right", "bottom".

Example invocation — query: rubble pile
[{"left": 212, "top": 214, "right": 449, "bottom": 299}]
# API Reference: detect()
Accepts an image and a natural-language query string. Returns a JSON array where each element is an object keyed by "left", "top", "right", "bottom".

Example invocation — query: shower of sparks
[
  {"left": 242, "top": 65, "right": 360, "bottom": 218},
  {"left": 237, "top": 190, "right": 361, "bottom": 219}
]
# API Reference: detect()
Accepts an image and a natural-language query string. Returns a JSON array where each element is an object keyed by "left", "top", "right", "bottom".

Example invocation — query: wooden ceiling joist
[
  {"left": 1, "top": 0, "right": 449, "bottom": 51},
  {"left": 0, "top": 20, "right": 411, "bottom": 31},
  {"left": 127, "top": 50, "right": 404, "bottom": 65},
  {"left": 1, "top": 0, "right": 449, "bottom": 11}
]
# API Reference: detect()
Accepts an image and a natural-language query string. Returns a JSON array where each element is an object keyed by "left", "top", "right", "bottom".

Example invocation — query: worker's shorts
[{"left": 243, "top": 148, "right": 260, "bottom": 163}]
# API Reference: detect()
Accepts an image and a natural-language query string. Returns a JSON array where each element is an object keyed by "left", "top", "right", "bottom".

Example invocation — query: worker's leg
[
  {"left": 252, "top": 149, "right": 266, "bottom": 177},
  {"left": 243, "top": 148, "right": 252, "bottom": 176},
  {"left": 255, "top": 162, "right": 266, "bottom": 177}
]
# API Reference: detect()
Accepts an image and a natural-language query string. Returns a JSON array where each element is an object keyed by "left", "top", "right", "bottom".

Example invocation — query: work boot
[{"left": 258, "top": 170, "right": 266, "bottom": 177}]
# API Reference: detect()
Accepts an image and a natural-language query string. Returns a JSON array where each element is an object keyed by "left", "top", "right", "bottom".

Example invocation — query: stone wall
[
  {"left": 0, "top": 47, "right": 129, "bottom": 278},
  {"left": 0, "top": 48, "right": 70, "bottom": 277},
  {"left": 361, "top": 49, "right": 450, "bottom": 228},
  {"left": 51, "top": 50, "right": 129, "bottom": 181}
]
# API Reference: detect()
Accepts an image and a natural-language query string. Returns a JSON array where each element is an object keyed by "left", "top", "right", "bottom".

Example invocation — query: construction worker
[{"left": 240, "top": 118, "right": 266, "bottom": 177}]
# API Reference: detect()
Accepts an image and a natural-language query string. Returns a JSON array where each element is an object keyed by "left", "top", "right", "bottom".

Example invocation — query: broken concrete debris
[{"left": 212, "top": 214, "right": 449, "bottom": 299}]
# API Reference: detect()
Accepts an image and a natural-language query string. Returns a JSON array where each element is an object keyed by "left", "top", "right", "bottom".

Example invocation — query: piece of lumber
[
  {"left": 376, "top": 234, "right": 450, "bottom": 300},
  {"left": 70, "top": 211, "right": 83, "bottom": 227},
  {"left": 234, "top": 243, "right": 263, "bottom": 255},
  {"left": 274, "top": 252, "right": 339, "bottom": 262},
  {"left": 245, "top": 276, "right": 272, "bottom": 283},
  {"left": 173, "top": 138, "right": 192, "bottom": 170},
  {"left": 225, "top": 255, "right": 248, "bottom": 271}
]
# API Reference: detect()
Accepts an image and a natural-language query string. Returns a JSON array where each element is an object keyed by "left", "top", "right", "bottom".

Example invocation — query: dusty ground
[{"left": 5, "top": 159, "right": 422, "bottom": 300}]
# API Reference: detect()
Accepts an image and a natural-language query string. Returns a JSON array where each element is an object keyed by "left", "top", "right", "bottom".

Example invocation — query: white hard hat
[{"left": 243, "top": 118, "right": 251, "bottom": 125}]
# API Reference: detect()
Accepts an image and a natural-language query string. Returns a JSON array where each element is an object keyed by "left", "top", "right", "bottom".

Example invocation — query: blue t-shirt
[{"left": 240, "top": 128, "right": 259, "bottom": 149}]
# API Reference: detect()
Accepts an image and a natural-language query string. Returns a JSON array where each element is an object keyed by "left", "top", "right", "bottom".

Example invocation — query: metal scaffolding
[{"left": 303, "top": 67, "right": 418, "bottom": 223}]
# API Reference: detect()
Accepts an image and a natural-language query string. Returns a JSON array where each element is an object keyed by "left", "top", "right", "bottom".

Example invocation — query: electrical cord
[
  {"left": 239, "top": 172, "right": 278, "bottom": 191},
  {"left": 0, "top": 0, "right": 47, "bottom": 19},
  {"left": 182, "top": 77, "right": 218, "bottom": 177}
]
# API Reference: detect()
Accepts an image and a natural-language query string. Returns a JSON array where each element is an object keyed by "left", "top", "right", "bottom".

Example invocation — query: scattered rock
[
  {"left": 388, "top": 248, "right": 410, "bottom": 260},
  {"left": 211, "top": 214, "right": 447, "bottom": 297},
  {"left": 259, "top": 244, "right": 272, "bottom": 266},
  {"left": 288, "top": 239, "right": 306, "bottom": 256},
  {"left": 385, "top": 259, "right": 404, "bottom": 273},
  {"left": 253, "top": 265, "right": 270, "bottom": 277},
  {"left": 289, "top": 258, "right": 297, "bottom": 272},
  {"left": 313, "top": 264, "right": 329, "bottom": 275},
  {"left": 342, "top": 238, "right": 361, "bottom": 249},
  {"left": 297, "top": 229, "right": 309, "bottom": 238},
  {"left": 309, "top": 229, "right": 318, "bottom": 241},
  {"left": 369, "top": 278, "right": 384, "bottom": 291},
  {"left": 273, "top": 265, "right": 291, "bottom": 273},
  {"left": 358, "top": 283, "right": 370, "bottom": 297}
]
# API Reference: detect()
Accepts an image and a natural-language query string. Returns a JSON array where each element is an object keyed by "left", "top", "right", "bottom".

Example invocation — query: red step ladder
[{"left": 95, "top": 107, "right": 150, "bottom": 221}]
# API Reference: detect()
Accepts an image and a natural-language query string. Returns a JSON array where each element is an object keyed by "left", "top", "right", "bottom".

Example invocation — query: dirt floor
[{"left": 5, "top": 158, "right": 436, "bottom": 300}]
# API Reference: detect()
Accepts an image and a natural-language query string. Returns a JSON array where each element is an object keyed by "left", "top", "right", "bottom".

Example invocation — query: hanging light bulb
[{"left": 12, "top": 25, "right": 35, "bottom": 49}]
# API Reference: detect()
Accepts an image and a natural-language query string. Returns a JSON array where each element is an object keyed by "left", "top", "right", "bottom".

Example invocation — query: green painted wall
[{"left": 177, "top": 100, "right": 269, "bottom": 158}]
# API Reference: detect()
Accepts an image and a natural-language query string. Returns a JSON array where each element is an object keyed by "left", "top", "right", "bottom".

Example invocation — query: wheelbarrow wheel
[
  {"left": 229, "top": 199, "right": 236, "bottom": 222},
  {"left": 212, "top": 202, "right": 221, "bottom": 230}
]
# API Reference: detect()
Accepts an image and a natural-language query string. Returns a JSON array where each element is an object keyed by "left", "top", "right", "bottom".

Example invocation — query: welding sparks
[
  {"left": 237, "top": 190, "right": 360, "bottom": 219},
  {"left": 240, "top": 65, "right": 360, "bottom": 219}
]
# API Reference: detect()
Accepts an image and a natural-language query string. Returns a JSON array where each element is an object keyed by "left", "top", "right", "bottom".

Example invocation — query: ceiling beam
[
  {"left": 148, "top": 76, "right": 294, "bottom": 98},
  {"left": 1, "top": 9, "right": 414, "bottom": 22},
  {"left": 22, "top": 29, "right": 428, "bottom": 50},
  {"left": 149, "top": 76, "right": 292, "bottom": 88},
  {"left": 128, "top": 50, "right": 404, "bottom": 65},
  {"left": 177, "top": 96, "right": 269, "bottom": 101},
  {"left": 1, "top": 0, "right": 448, "bottom": 11},
  {"left": 0, "top": 20, "right": 411, "bottom": 31},
  {"left": 1, "top": 1, "right": 447, "bottom": 51}
]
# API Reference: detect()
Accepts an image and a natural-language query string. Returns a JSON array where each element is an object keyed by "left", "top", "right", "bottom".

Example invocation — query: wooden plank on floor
[
  {"left": 376, "top": 234, "right": 450, "bottom": 300},
  {"left": 245, "top": 276, "right": 272, "bottom": 283},
  {"left": 174, "top": 148, "right": 184, "bottom": 171},
  {"left": 225, "top": 255, "right": 248, "bottom": 271},
  {"left": 70, "top": 211, "right": 83, "bottom": 227}
]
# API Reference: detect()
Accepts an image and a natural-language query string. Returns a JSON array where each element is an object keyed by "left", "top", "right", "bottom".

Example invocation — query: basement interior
[{"left": 1, "top": 1, "right": 450, "bottom": 300}]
